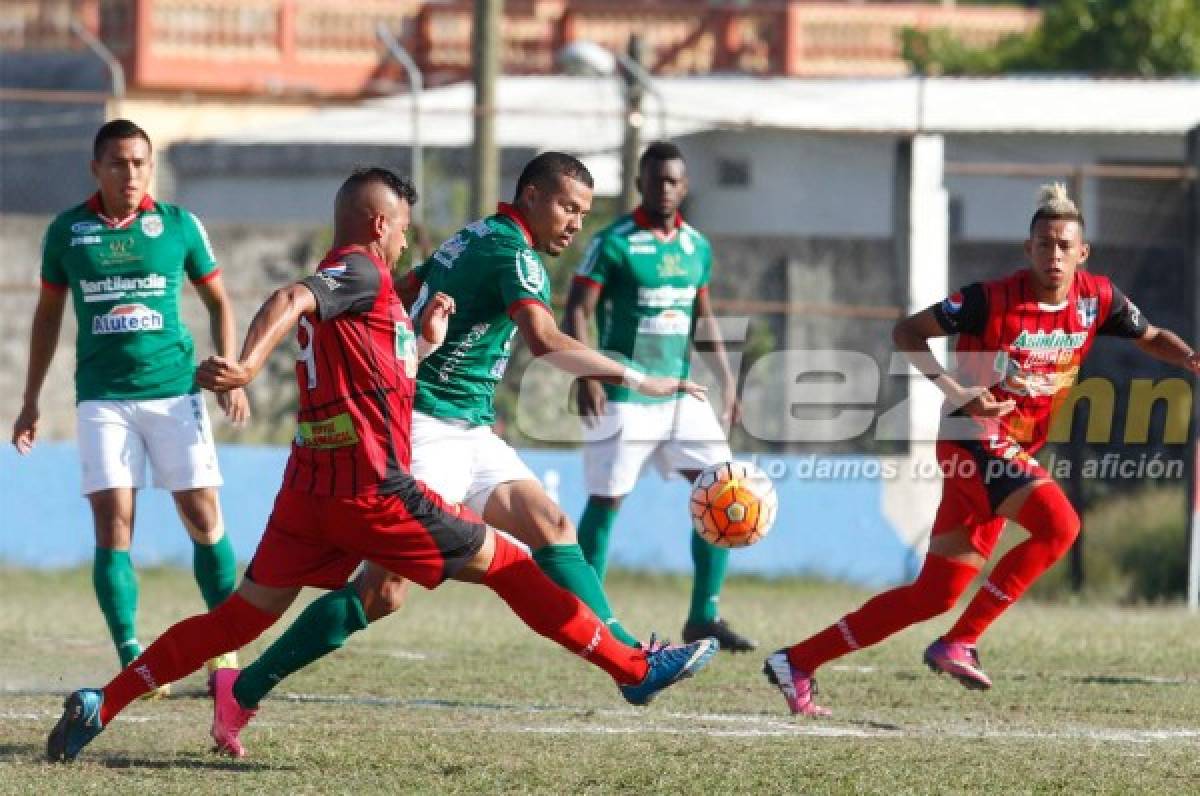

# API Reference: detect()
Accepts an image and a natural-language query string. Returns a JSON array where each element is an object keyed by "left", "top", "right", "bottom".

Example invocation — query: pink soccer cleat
[
  {"left": 762, "top": 650, "right": 832, "bottom": 717},
  {"left": 210, "top": 668, "right": 257, "bottom": 758},
  {"left": 923, "top": 638, "right": 993, "bottom": 690}
]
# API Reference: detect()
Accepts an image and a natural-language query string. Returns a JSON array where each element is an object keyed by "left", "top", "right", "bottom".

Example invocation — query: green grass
[{"left": 2, "top": 568, "right": 1200, "bottom": 794}]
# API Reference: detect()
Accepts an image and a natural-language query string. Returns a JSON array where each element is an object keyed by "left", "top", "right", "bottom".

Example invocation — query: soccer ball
[{"left": 690, "top": 461, "right": 777, "bottom": 548}]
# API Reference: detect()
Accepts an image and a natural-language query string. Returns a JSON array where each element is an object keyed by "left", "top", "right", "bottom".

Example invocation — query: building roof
[{"left": 206, "top": 76, "right": 1200, "bottom": 195}]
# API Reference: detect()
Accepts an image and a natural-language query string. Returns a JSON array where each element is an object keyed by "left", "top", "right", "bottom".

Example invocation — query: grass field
[{"left": 2, "top": 567, "right": 1199, "bottom": 794}]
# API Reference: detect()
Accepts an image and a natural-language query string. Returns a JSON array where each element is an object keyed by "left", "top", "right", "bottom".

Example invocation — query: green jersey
[
  {"left": 40, "top": 193, "right": 219, "bottom": 403},
  {"left": 410, "top": 204, "right": 552, "bottom": 426},
  {"left": 574, "top": 209, "right": 712, "bottom": 403}
]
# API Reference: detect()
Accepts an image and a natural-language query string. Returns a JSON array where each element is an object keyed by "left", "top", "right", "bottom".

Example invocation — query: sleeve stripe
[
  {"left": 506, "top": 297, "right": 550, "bottom": 319},
  {"left": 40, "top": 278, "right": 68, "bottom": 293},
  {"left": 572, "top": 274, "right": 602, "bottom": 290},
  {"left": 190, "top": 268, "right": 222, "bottom": 285}
]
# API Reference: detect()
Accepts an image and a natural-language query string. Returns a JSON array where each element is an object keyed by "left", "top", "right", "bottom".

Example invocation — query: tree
[{"left": 903, "top": 0, "right": 1200, "bottom": 77}]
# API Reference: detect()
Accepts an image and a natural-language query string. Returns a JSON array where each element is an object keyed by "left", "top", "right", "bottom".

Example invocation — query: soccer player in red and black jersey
[
  {"left": 764, "top": 183, "right": 1200, "bottom": 717},
  {"left": 47, "top": 168, "right": 718, "bottom": 763}
]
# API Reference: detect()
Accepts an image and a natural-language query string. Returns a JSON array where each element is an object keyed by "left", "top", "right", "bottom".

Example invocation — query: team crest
[
  {"left": 1076, "top": 297, "right": 1098, "bottom": 328},
  {"left": 516, "top": 249, "right": 545, "bottom": 293},
  {"left": 140, "top": 214, "right": 164, "bottom": 238}
]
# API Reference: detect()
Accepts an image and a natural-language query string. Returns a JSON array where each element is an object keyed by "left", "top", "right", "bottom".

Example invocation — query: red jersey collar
[
  {"left": 86, "top": 192, "right": 156, "bottom": 229},
  {"left": 633, "top": 206, "right": 683, "bottom": 241},
  {"left": 496, "top": 202, "right": 534, "bottom": 246}
]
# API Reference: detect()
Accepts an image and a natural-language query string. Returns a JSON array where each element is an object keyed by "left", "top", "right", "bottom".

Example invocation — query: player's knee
[
  {"left": 1017, "top": 483, "right": 1080, "bottom": 556},
  {"left": 364, "top": 577, "right": 408, "bottom": 620},
  {"left": 531, "top": 508, "right": 575, "bottom": 547}
]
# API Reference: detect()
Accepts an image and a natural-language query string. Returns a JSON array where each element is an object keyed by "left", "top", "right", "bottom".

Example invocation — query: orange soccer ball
[{"left": 689, "top": 461, "right": 778, "bottom": 549}]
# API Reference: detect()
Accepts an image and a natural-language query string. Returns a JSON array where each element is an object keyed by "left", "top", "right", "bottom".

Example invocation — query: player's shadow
[{"left": 100, "top": 755, "right": 286, "bottom": 772}]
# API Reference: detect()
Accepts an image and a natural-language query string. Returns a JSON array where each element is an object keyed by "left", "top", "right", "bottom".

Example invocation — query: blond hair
[{"left": 1030, "top": 181, "right": 1084, "bottom": 232}]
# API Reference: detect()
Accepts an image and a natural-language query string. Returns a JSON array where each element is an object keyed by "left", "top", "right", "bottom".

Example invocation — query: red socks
[
  {"left": 787, "top": 555, "right": 978, "bottom": 673},
  {"left": 100, "top": 594, "right": 277, "bottom": 724},
  {"left": 945, "top": 483, "right": 1079, "bottom": 645},
  {"left": 483, "top": 533, "right": 648, "bottom": 686}
]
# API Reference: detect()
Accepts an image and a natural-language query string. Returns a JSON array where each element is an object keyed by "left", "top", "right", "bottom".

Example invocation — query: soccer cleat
[
  {"left": 140, "top": 682, "right": 171, "bottom": 700},
  {"left": 210, "top": 668, "right": 257, "bottom": 758},
  {"left": 923, "top": 638, "right": 993, "bottom": 690},
  {"left": 620, "top": 637, "right": 719, "bottom": 706},
  {"left": 682, "top": 618, "right": 758, "bottom": 653},
  {"left": 205, "top": 651, "right": 240, "bottom": 696},
  {"left": 47, "top": 688, "right": 105, "bottom": 762},
  {"left": 762, "top": 650, "right": 832, "bottom": 717}
]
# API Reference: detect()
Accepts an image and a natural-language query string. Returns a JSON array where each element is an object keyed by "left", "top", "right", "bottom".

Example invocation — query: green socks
[
  {"left": 532, "top": 543, "right": 639, "bottom": 647},
  {"left": 688, "top": 531, "right": 730, "bottom": 624},
  {"left": 577, "top": 498, "right": 620, "bottom": 582},
  {"left": 192, "top": 534, "right": 237, "bottom": 609},
  {"left": 233, "top": 584, "right": 369, "bottom": 709},
  {"left": 93, "top": 547, "right": 141, "bottom": 666}
]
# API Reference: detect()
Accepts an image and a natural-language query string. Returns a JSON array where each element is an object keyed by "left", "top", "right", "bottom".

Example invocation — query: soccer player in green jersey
[
  {"left": 564, "top": 141, "right": 754, "bottom": 652},
  {"left": 12, "top": 120, "right": 245, "bottom": 691},
  {"left": 205, "top": 154, "right": 715, "bottom": 750}
]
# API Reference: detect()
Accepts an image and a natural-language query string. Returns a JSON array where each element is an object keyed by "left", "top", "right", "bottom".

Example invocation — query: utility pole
[
  {"left": 471, "top": 0, "right": 500, "bottom": 220},
  {"left": 620, "top": 34, "right": 645, "bottom": 212}
]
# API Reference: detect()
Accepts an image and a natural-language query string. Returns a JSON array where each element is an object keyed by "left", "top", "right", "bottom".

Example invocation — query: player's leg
[
  {"left": 482, "top": 479, "right": 639, "bottom": 647},
  {"left": 78, "top": 400, "right": 148, "bottom": 671},
  {"left": 456, "top": 524, "right": 717, "bottom": 705},
  {"left": 665, "top": 395, "right": 754, "bottom": 651},
  {"left": 942, "top": 478, "right": 1078, "bottom": 647},
  {"left": 764, "top": 443, "right": 994, "bottom": 714},
  {"left": 173, "top": 488, "right": 237, "bottom": 611},
  {"left": 577, "top": 494, "right": 624, "bottom": 582},
  {"left": 47, "top": 576, "right": 295, "bottom": 762}
]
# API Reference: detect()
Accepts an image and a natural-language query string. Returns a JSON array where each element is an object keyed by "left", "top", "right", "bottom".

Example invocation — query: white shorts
[
  {"left": 410, "top": 411, "right": 537, "bottom": 516},
  {"left": 77, "top": 394, "right": 223, "bottom": 495},
  {"left": 582, "top": 395, "right": 733, "bottom": 497}
]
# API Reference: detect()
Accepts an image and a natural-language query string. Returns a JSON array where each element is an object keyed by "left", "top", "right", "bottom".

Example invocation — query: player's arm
[
  {"left": 893, "top": 293, "right": 1014, "bottom": 418},
  {"left": 197, "top": 283, "right": 317, "bottom": 392},
  {"left": 12, "top": 286, "right": 68, "bottom": 454},
  {"left": 693, "top": 287, "right": 741, "bottom": 426},
  {"left": 193, "top": 273, "right": 250, "bottom": 425},
  {"left": 1135, "top": 325, "right": 1200, "bottom": 372},
  {"left": 514, "top": 302, "right": 706, "bottom": 400},
  {"left": 562, "top": 278, "right": 607, "bottom": 421}
]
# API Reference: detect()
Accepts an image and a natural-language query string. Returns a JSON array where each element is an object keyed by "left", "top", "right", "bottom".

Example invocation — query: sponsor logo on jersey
[
  {"left": 1076, "top": 297, "right": 1098, "bottom": 328},
  {"left": 316, "top": 262, "right": 348, "bottom": 291},
  {"left": 71, "top": 221, "right": 103, "bottom": 235},
  {"left": 637, "top": 285, "right": 697, "bottom": 308},
  {"left": 942, "top": 292, "right": 964, "bottom": 315},
  {"left": 656, "top": 253, "right": 688, "bottom": 278},
  {"left": 629, "top": 244, "right": 658, "bottom": 254},
  {"left": 70, "top": 235, "right": 102, "bottom": 246},
  {"left": 436, "top": 322, "right": 490, "bottom": 383},
  {"left": 515, "top": 249, "right": 545, "bottom": 294},
  {"left": 91, "top": 303, "right": 164, "bottom": 334},
  {"left": 466, "top": 220, "right": 492, "bottom": 237},
  {"left": 637, "top": 309, "right": 691, "bottom": 336},
  {"left": 295, "top": 412, "right": 361, "bottom": 450},
  {"left": 628, "top": 231, "right": 656, "bottom": 244},
  {"left": 1011, "top": 329, "right": 1088, "bottom": 350},
  {"left": 80, "top": 273, "right": 167, "bottom": 302},
  {"left": 394, "top": 322, "right": 418, "bottom": 378},
  {"left": 140, "top": 214, "right": 164, "bottom": 238},
  {"left": 433, "top": 233, "right": 469, "bottom": 268},
  {"left": 1127, "top": 300, "right": 1142, "bottom": 328}
]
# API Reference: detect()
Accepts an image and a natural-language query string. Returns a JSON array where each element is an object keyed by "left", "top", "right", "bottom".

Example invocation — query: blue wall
[{"left": 0, "top": 443, "right": 920, "bottom": 587}]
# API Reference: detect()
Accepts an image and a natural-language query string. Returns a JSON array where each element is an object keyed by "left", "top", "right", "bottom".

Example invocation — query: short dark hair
[
  {"left": 340, "top": 167, "right": 418, "bottom": 206},
  {"left": 513, "top": 152, "right": 593, "bottom": 201},
  {"left": 93, "top": 119, "right": 152, "bottom": 160},
  {"left": 638, "top": 140, "right": 684, "bottom": 172}
]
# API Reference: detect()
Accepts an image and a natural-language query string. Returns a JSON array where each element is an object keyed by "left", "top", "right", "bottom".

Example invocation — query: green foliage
[{"left": 904, "top": 0, "right": 1200, "bottom": 76}]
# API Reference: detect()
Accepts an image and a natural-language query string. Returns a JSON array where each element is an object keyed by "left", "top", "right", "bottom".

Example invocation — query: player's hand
[
  {"left": 638, "top": 376, "right": 708, "bottom": 401},
  {"left": 11, "top": 402, "right": 39, "bottom": 455},
  {"left": 576, "top": 378, "right": 607, "bottom": 427},
  {"left": 956, "top": 387, "right": 1016, "bottom": 418},
  {"left": 1183, "top": 352, "right": 1200, "bottom": 375},
  {"left": 420, "top": 292, "right": 456, "bottom": 348},
  {"left": 217, "top": 386, "right": 251, "bottom": 427},
  {"left": 197, "top": 355, "right": 253, "bottom": 392}
]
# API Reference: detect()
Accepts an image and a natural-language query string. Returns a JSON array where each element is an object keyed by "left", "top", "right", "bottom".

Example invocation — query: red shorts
[
  {"left": 931, "top": 438, "right": 1051, "bottom": 558},
  {"left": 246, "top": 480, "right": 486, "bottom": 591}
]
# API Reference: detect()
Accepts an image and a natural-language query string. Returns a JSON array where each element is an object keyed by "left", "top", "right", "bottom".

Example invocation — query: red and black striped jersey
[
  {"left": 283, "top": 246, "right": 420, "bottom": 497},
  {"left": 933, "top": 268, "right": 1147, "bottom": 452}
]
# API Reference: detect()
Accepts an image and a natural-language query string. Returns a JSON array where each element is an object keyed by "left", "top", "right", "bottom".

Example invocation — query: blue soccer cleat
[
  {"left": 620, "top": 636, "right": 719, "bottom": 706},
  {"left": 47, "top": 688, "right": 105, "bottom": 762}
]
